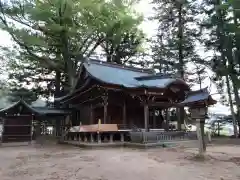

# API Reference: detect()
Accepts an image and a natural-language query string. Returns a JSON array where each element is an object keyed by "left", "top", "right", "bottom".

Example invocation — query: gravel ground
[{"left": 0, "top": 143, "right": 240, "bottom": 180}]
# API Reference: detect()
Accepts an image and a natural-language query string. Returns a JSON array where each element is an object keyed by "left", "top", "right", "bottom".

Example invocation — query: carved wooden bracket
[
  {"left": 101, "top": 90, "right": 108, "bottom": 106},
  {"left": 133, "top": 94, "right": 156, "bottom": 104}
]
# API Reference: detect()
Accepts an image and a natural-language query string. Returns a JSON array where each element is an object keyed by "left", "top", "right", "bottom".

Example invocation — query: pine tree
[
  {"left": 150, "top": 0, "right": 206, "bottom": 130},
  {"left": 150, "top": 0, "right": 204, "bottom": 79},
  {"left": 201, "top": 0, "right": 240, "bottom": 137}
]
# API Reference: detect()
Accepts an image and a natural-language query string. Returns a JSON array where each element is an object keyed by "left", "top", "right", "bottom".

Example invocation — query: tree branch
[{"left": 0, "top": 4, "right": 61, "bottom": 70}]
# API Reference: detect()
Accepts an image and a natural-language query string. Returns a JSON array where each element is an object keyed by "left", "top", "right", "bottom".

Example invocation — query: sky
[{"left": 0, "top": 0, "right": 231, "bottom": 115}]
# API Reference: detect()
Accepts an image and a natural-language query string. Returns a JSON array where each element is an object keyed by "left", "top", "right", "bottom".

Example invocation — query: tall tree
[
  {"left": 201, "top": 0, "right": 240, "bottom": 137},
  {"left": 150, "top": 0, "right": 205, "bottom": 129},
  {"left": 150, "top": 0, "right": 203, "bottom": 78},
  {"left": 0, "top": 0, "right": 142, "bottom": 94}
]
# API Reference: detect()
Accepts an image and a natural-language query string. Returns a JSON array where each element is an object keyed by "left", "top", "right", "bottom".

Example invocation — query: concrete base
[
  {"left": 60, "top": 141, "right": 124, "bottom": 149},
  {"left": 60, "top": 140, "right": 199, "bottom": 149}
]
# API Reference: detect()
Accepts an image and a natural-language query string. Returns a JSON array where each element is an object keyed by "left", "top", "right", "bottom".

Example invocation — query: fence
[{"left": 129, "top": 131, "right": 198, "bottom": 143}]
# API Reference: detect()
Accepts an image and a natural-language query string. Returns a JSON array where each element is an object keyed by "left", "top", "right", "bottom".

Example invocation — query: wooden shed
[{"left": 0, "top": 99, "right": 70, "bottom": 143}]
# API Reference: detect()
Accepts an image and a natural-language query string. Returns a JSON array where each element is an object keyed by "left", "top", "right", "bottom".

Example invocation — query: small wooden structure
[
  {"left": 179, "top": 88, "right": 216, "bottom": 154},
  {"left": 0, "top": 99, "right": 70, "bottom": 143},
  {"left": 179, "top": 88, "right": 216, "bottom": 108}
]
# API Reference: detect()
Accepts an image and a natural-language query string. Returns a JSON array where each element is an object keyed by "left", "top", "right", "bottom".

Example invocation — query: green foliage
[
  {"left": 0, "top": 0, "right": 143, "bottom": 97},
  {"left": 200, "top": 0, "right": 240, "bottom": 90},
  {"left": 102, "top": 31, "right": 144, "bottom": 64},
  {"left": 7, "top": 84, "right": 38, "bottom": 104},
  {"left": 150, "top": 0, "right": 207, "bottom": 86},
  {"left": 1, "top": 44, "right": 69, "bottom": 101},
  {"left": 200, "top": 0, "right": 240, "bottom": 137}
]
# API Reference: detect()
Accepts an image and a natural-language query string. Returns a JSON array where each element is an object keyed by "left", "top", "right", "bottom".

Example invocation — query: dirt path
[{"left": 0, "top": 144, "right": 239, "bottom": 180}]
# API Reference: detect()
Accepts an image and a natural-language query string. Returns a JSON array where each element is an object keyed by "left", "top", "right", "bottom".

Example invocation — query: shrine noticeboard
[{"left": 190, "top": 107, "right": 207, "bottom": 119}]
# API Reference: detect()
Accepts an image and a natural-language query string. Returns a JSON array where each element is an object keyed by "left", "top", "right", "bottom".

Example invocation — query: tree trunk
[
  {"left": 61, "top": 32, "right": 75, "bottom": 89},
  {"left": 200, "top": 120, "right": 206, "bottom": 152},
  {"left": 55, "top": 71, "right": 61, "bottom": 137},
  {"left": 226, "top": 40, "right": 240, "bottom": 137},
  {"left": 55, "top": 71, "right": 61, "bottom": 105},
  {"left": 58, "top": 7, "right": 76, "bottom": 90},
  {"left": 229, "top": 76, "right": 240, "bottom": 137},
  {"left": 225, "top": 75, "right": 238, "bottom": 138},
  {"left": 232, "top": 7, "right": 240, "bottom": 66},
  {"left": 215, "top": 0, "right": 239, "bottom": 137},
  {"left": 177, "top": 2, "right": 185, "bottom": 130}
]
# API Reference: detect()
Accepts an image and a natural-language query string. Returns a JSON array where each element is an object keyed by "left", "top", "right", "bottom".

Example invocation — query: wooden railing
[{"left": 117, "top": 124, "right": 141, "bottom": 132}]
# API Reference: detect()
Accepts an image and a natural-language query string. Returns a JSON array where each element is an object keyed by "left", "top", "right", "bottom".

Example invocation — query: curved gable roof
[
  {"left": 179, "top": 87, "right": 217, "bottom": 106},
  {"left": 0, "top": 99, "right": 71, "bottom": 115},
  {"left": 0, "top": 99, "right": 39, "bottom": 114},
  {"left": 83, "top": 60, "right": 189, "bottom": 89}
]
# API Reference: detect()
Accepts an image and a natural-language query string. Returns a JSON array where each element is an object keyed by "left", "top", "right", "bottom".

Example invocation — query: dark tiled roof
[
  {"left": 179, "top": 88, "right": 216, "bottom": 105},
  {"left": 83, "top": 59, "right": 189, "bottom": 89},
  {"left": 32, "top": 107, "right": 71, "bottom": 115},
  {"left": 0, "top": 99, "right": 38, "bottom": 114},
  {"left": 0, "top": 99, "right": 70, "bottom": 115}
]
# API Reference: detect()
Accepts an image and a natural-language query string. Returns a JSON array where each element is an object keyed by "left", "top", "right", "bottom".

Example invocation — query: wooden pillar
[
  {"left": 165, "top": 109, "right": 170, "bottom": 131},
  {"left": 153, "top": 108, "right": 156, "bottom": 129},
  {"left": 30, "top": 115, "right": 34, "bottom": 144},
  {"left": 90, "top": 133, "right": 94, "bottom": 143},
  {"left": 144, "top": 104, "right": 149, "bottom": 131},
  {"left": 1, "top": 117, "right": 5, "bottom": 144},
  {"left": 97, "top": 133, "right": 101, "bottom": 143},
  {"left": 90, "top": 105, "right": 94, "bottom": 124},
  {"left": 110, "top": 134, "right": 113, "bottom": 142},
  {"left": 35, "top": 120, "right": 42, "bottom": 145},
  {"left": 120, "top": 133, "right": 124, "bottom": 142},
  {"left": 177, "top": 107, "right": 184, "bottom": 130},
  {"left": 102, "top": 92, "right": 109, "bottom": 124},
  {"left": 123, "top": 101, "right": 127, "bottom": 125},
  {"left": 104, "top": 103, "right": 107, "bottom": 124},
  {"left": 61, "top": 116, "right": 65, "bottom": 136}
]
